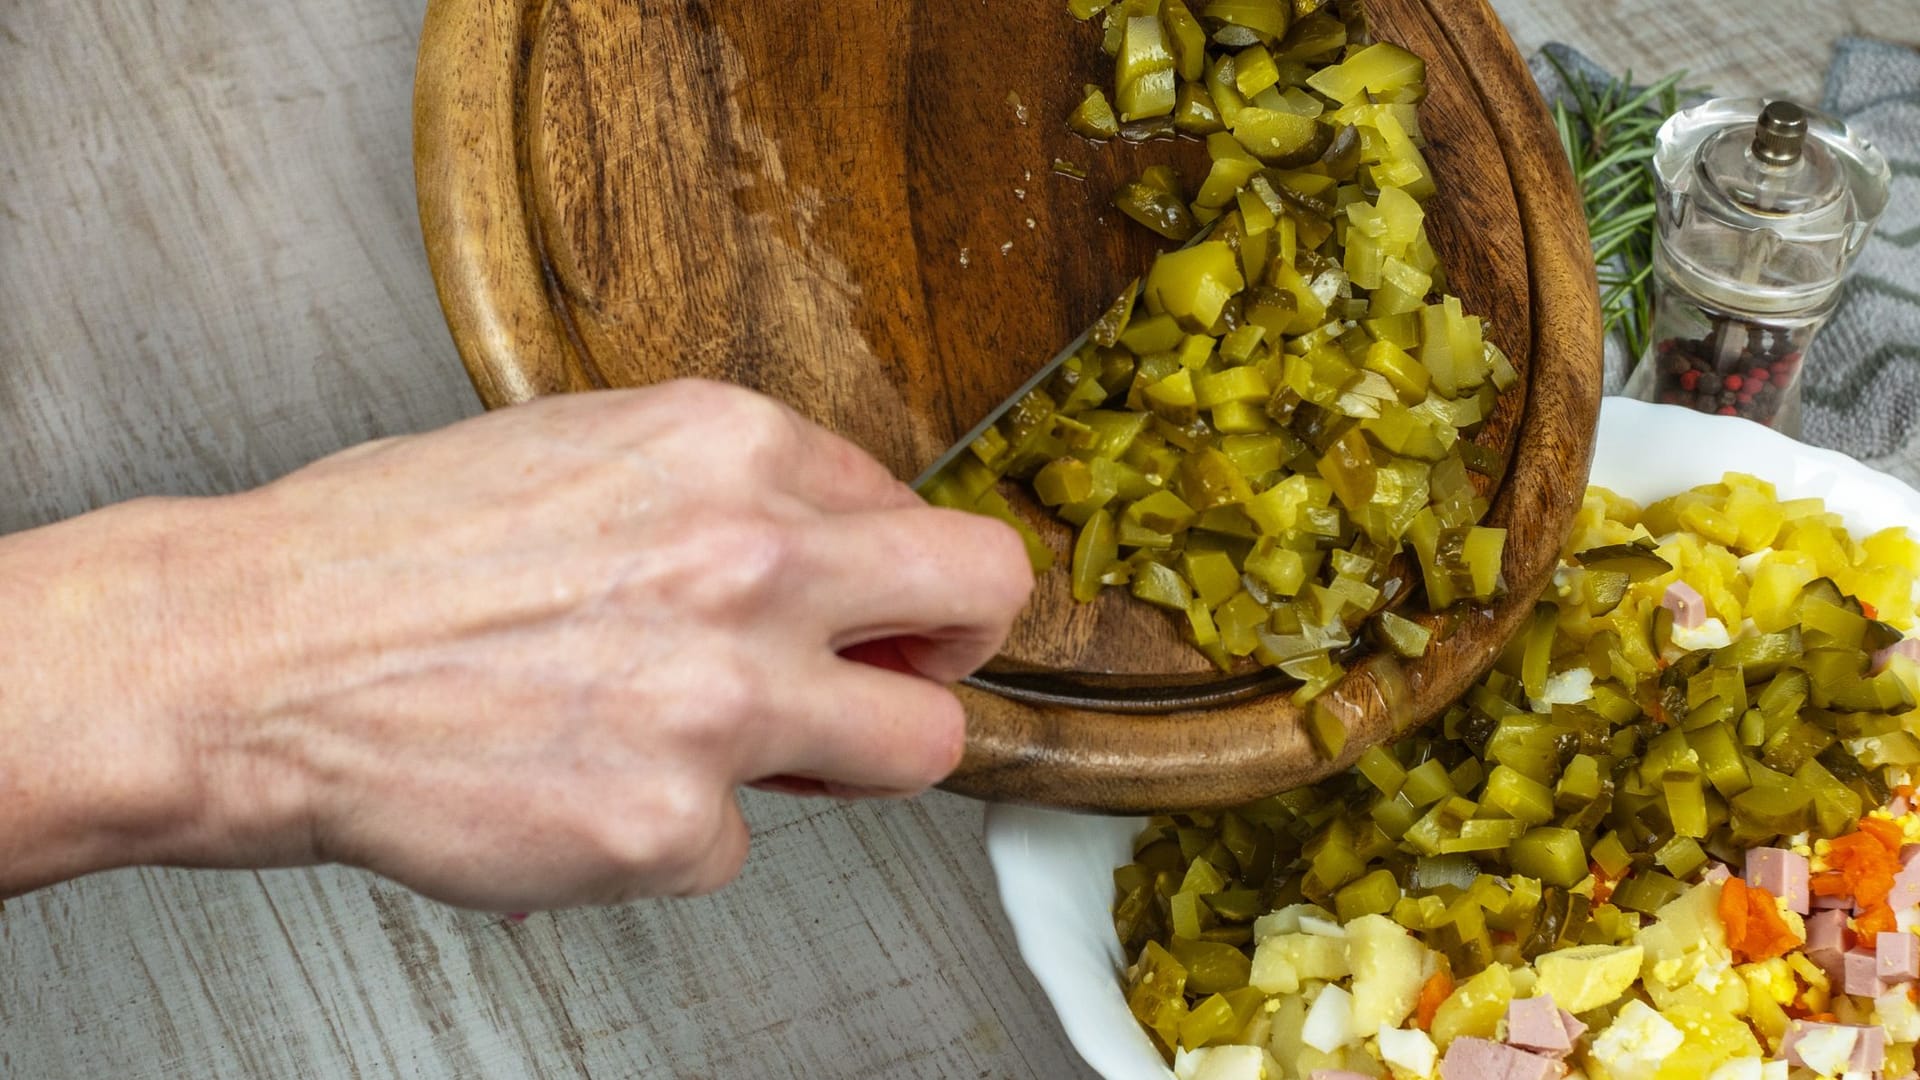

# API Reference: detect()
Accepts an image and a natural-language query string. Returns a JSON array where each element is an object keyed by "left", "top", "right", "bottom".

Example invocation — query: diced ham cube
[
  {"left": 1852, "top": 1024, "right": 1888, "bottom": 1072},
  {"left": 1557, "top": 1009, "right": 1587, "bottom": 1045},
  {"left": 1891, "top": 852, "right": 1920, "bottom": 911},
  {"left": 1902, "top": 843, "right": 1920, "bottom": 868},
  {"left": 1745, "top": 847, "right": 1810, "bottom": 914},
  {"left": 1662, "top": 581, "right": 1707, "bottom": 629},
  {"left": 1807, "top": 908, "right": 1850, "bottom": 981},
  {"left": 1811, "top": 890, "right": 1854, "bottom": 910},
  {"left": 1782, "top": 1021, "right": 1866, "bottom": 1073},
  {"left": 1703, "top": 863, "right": 1732, "bottom": 884},
  {"left": 1845, "top": 947, "right": 1888, "bottom": 997},
  {"left": 1880, "top": 932, "right": 1920, "bottom": 981},
  {"left": 1439, "top": 1037, "right": 1567, "bottom": 1080},
  {"left": 1871, "top": 637, "right": 1920, "bottom": 674},
  {"left": 1506, "top": 996, "right": 1573, "bottom": 1055}
]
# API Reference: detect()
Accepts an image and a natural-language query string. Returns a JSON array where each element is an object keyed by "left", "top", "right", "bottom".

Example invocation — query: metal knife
[
  {"left": 911, "top": 318, "right": 1103, "bottom": 490},
  {"left": 912, "top": 227, "right": 1214, "bottom": 490}
]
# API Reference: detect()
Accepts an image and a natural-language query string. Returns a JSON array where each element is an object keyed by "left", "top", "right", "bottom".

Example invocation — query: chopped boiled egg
[
  {"left": 1589, "top": 1000, "right": 1683, "bottom": 1078},
  {"left": 1376, "top": 1023, "right": 1437, "bottom": 1079}
]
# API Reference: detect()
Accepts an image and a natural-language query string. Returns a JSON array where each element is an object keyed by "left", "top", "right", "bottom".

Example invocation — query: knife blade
[
  {"left": 912, "top": 227, "right": 1214, "bottom": 491},
  {"left": 911, "top": 319, "right": 1100, "bottom": 490}
]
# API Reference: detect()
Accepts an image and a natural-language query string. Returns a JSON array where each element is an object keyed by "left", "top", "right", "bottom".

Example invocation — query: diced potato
[
  {"left": 1635, "top": 882, "right": 1731, "bottom": 995},
  {"left": 1429, "top": 963, "right": 1512, "bottom": 1049},
  {"left": 1346, "top": 915, "right": 1428, "bottom": 1031},
  {"left": 1251, "top": 932, "right": 1349, "bottom": 994},
  {"left": 1533, "top": 944, "right": 1643, "bottom": 1014}
]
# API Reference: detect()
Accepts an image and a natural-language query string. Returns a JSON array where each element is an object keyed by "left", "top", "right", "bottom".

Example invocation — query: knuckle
[
  {"left": 709, "top": 513, "right": 799, "bottom": 601},
  {"left": 691, "top": 651, "right": 764, "bottom": 732},
  {"left": 678, "top": 815, "right": 750, "bottom": 897},
  {"left": 594, "top": 776, "right": 715, "bottom": 878},
  {"left": 651, "top": 512, "right": 800, "bottom": 620}
]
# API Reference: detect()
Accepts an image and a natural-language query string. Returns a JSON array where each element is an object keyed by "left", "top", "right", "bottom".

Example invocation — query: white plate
[{"left": 982, "top": 397, "right": 1920, "bottom": 1080}]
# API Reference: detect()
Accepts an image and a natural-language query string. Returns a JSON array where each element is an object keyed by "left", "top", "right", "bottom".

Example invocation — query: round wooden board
[{"left": 414, "top": 0, "right": 1601, "bottom": 812}]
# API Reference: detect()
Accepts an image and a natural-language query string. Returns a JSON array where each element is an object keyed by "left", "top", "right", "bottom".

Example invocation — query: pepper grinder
[{"left": 1625, "top": 98, "right": 1889, "bottom": 433}]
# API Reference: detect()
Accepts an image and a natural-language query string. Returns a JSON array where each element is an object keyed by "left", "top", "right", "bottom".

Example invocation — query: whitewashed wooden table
[{"left": 2, "top": 2, "right": 1914, "bottom": 1076}]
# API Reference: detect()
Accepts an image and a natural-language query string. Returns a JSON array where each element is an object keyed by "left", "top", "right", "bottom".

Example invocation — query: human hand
[{"left": 0, "top": 381, "right": 1032, "bottom": 908}]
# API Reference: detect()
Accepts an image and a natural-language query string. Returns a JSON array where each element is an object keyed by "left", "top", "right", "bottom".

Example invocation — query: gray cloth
[{"left": 1530, "top": 39, "right": 1920, "bottom": 486}]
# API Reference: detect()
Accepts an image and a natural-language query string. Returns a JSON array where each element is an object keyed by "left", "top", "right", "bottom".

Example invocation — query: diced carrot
[
  {"left": 1859, "top": 816, "right": 1903, "bottom": 852},
  {"left": 1590, "top": 861, "right": 1617, "bottom": 906},
  {"left": 1855, "top": 903, "right": 1898, "bottom": 939},
  {"left": 1811, "top": 869, "right": 1851, "bottom": 897},
  {"left": 1719, "top": 877, "right": 1803, "bottom": 962},
  {"left": 1415, "top": 969, "right": 1453, "bottom": 1031},
  {"left": 1720, "top": 877, "right": 1751, "bottom": 945},
  {"left": 1818, "top": 827, "right": 1902, "bottom": 909},
  {"left": 1863, "top": 601, "right": 1879, "bottom": 620}
]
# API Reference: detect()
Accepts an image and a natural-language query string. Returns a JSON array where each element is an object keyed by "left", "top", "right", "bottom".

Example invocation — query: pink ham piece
[
  {"left": 1439, "top": 1037, "right": 1567, "bottom": 1080},
  {"left": 1703, "top": 862, "right": 1732, "bottom": 884},
  {"left": 1806, "top": 909, "right": 1850, "bottom": 982},
  {"left": 1845, "top": 947, "right": 1888, "bottom": 997},
  {"left": 1782, "top": 1021, "right": 1864, "bottom": 1069},
  {"left": 1853, "top": 1024, "right": 1888, "bottom": 1072},
  {"left": 1745, "top": 847, "right": 1811, "bottom": 914},
  {"left": 1881, "top": 931, "right": 1920, "bottom": 981},
  {"left": 1661, "top": 581, "right": 1707, "bottom": 629},
  {"left": 1810, "top": 890, "right": 1854, "bottom": 910},
  {"left": 1892, "top": 852, "right": 1920, "bottom": 912},
  {"left": 1872, "top": 637, "right": 1920, "bottom": 674},
  {"left": 1308, "top": 1073, "right": 1376, "bottom": 1080},
  {"left": 1557, "top": 1010, "right": 1587, "bottom": 1045},
  {"left": 1505, "top": 995, "right": 1574, "bottom": 1056}
]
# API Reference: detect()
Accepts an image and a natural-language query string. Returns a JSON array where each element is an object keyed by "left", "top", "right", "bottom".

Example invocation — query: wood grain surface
[
  {"left": 3, "top": 1, "right": 1915, "bottom": 1079},
  {"left": 413, "top": 0, "right": 1602, "bottom": 811}
]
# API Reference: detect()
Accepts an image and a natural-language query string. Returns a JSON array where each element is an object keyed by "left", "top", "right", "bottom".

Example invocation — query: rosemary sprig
[{"left": 1546, "top": 57, "right": 1690, "bottom": 362}]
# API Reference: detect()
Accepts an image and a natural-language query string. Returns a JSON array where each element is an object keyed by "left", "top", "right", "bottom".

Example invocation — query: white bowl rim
[{"left": 983, "top": 397, "right": 1920, "bottom": 1080}]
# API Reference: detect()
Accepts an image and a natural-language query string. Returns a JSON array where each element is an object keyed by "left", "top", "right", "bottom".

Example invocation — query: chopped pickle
[
  {"left": 925, "top": 0, "right": 1509, "bottom": 704},
  {"left": 1068, "top": 84, "right": 1121, "bottom": 139},
  {"left": 1113, "top": 473, "right": 1920, "bottom": 1062}
]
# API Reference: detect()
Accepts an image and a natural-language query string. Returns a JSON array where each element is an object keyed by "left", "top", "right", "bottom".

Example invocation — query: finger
[
  {"left": 795, "top": 507, "right": 1034, "bottom": 668},
  {"left": 740, "top": 659, "right": 967, "bottom": 794},
  {"left": 758, "top": 401, "right": 923, "bottom": 515},
  {"left": 841, "top": 633, "right": 995, "bottom": 689}
]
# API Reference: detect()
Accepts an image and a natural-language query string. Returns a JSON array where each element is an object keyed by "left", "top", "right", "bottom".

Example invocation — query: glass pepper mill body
[{"left": 1626, "top": 98, "right": 1890, "bottom": 433}]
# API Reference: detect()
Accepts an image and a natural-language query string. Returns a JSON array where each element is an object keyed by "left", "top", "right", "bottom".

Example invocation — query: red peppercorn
[
  {"left": 1679, "top": 371, "right": 1700, "bottom": 391},
  {"left": 1725, "top": 375, "right": 1745, "bottom": 391},
  {"left": 1718, "top": 406, "right": 1737, "bottom": 416}
]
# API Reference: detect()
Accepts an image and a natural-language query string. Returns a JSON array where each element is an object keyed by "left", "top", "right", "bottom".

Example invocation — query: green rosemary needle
[{"left": 1547, "top": 58, "right": 1690, "bottom": 363}]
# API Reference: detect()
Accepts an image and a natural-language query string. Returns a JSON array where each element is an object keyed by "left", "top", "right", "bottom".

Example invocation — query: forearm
[{"left": 0, "top": 496, "right": 297, "bottom": 897}]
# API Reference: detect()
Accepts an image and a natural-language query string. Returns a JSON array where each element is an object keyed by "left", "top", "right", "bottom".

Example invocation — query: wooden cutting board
[{"left": 413, "top": 0, "right": 1601, "bottom": 811}]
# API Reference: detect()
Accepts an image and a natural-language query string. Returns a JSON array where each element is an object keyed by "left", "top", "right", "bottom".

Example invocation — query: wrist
[{"left": 0, "top": 494, "right": 314, "bottom": 895}]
